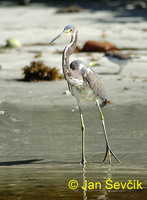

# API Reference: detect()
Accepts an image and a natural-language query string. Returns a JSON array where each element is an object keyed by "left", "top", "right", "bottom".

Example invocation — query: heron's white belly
[{"left": 70, "top": 85, "right": 97, "bottom": 103}]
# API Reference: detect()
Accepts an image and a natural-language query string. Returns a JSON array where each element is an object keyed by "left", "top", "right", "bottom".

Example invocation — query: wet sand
[{"left": 0, "top": 1, "right": 147, "bottom": 199}]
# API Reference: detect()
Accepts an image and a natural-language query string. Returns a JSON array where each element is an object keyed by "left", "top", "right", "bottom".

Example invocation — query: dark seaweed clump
[{"left": 22, "top": 61, "right": 64, "bottom": 82}]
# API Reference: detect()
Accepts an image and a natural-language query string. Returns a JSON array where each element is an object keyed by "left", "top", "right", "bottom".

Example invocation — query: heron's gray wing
[{"left": 82, "top": 67, "right": 107, "bottom": 102}]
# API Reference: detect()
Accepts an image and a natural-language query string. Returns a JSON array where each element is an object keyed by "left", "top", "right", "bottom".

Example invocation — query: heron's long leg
[
  {"left": 78, "top": 103, "right": 86, "bottom": 165},
  {"left": 96, "top": 99, "right": 120, "bottom": 164}
]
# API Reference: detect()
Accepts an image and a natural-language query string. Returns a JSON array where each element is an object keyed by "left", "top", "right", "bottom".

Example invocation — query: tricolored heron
[
  {"left": 105, "top": 51, "right": 132, "bottom": 74},
  {"left": 50, "top": 25, "right": 120, "bottom": 164}
]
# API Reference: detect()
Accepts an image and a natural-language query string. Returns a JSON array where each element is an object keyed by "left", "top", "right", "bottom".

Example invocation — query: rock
[
  {"left": 81, "top": 41, "right": 118, "bottom": 52},
  {"left": 6, "top": 38, "right": 22, "bottom": 48}
]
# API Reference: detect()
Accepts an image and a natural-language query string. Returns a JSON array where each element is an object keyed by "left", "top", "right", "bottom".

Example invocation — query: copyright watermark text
[{"left": 68, "top": 178, "right": 143, "bottom": 190}]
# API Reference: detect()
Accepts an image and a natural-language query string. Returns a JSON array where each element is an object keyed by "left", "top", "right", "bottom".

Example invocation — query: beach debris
[
  {"left": 55, "top": 41, "right": 145, "bottom": 54},
  {"left": 34, "top": 52, "right": 42, "bottom": 58},
  {"left": 6, "top": 38, "right": 22, "bottom": 48},
  {"left": 56, "top": 5, "right": 82, "bottom": 13},
  {"left": 0, "top": 111, "right": 5, "bottom": 115},
  {"left": 22, "top": 61, "right": 64, "bottom": 82},
  {"left": 18, "top": 0, "right": 30, "bottom": 5},
  {"left": 117, "top": 78, "right": 122, "bottom": 81},
  {"left": 126, "top": 1, "right": 147, "bottom": 10},
  {"left": 123, "top": 86, "right": 129, "bottom": 91},
  {"left": 81, "top": 41, "right": 118, "bottom": 52},
  {"left": 142, "top": 28, "right": 147, "bottom": 32},
  {"left": 101, "top": 29, "right": 108, "bottom": 38},
  {"left": 89, "top": 61, "right": 100, "bottom": 67},
  {"left": 63, "top": 90, "right": 71, "bottom": 96}
]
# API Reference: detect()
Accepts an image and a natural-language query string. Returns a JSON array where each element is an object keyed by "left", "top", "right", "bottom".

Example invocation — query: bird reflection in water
[
  {"left": 81, "top": 164, "right": 112, "bottom": 200},
  {"left": 82, "top": 164, "right": 87, "bottom": 200}
]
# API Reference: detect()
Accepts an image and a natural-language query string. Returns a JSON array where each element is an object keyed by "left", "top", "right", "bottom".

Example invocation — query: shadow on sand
[{"left": 0, "top": 159, "right": 43, "bottom": 166}]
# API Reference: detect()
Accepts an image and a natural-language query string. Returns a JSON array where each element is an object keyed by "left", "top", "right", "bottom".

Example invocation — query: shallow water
[
  {"left": 0, "top": 97, "right": 147, "bottom": 199},
  {"left": 0, "top": 165, "right": 146, "bottom": 200}
]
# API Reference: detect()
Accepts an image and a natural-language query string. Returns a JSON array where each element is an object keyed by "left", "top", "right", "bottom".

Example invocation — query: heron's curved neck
[{"left": 62, "top": 30, "right": 78, "bottom": 78}]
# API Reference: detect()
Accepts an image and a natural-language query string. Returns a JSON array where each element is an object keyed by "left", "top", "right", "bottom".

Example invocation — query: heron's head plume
[
  {"left": 63, "top": 24, "right": 76, "bottom": 35},
  {"left": 50, "top": 24, "right": 76, "bottom": 43}
]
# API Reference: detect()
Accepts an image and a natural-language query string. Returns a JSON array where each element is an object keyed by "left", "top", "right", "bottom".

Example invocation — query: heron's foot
[
  {"left": 103, "top": 145, "right": 120, "bottom": 164},
  {"left": 80, "top": 159, "right": 87, "bottom": 165}
]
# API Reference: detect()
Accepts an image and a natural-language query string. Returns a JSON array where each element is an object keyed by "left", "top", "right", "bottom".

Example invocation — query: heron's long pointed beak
[{"left": 50, "top": 31, "right": 68, "bottom": 44}]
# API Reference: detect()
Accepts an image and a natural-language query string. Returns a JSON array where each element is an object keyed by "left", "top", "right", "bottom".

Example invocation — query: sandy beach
[{"left": 0, "top": 1, "right": 147, "bottom": 199}]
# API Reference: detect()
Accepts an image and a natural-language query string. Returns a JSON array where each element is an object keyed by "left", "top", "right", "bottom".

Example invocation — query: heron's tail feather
[{"left": 100, "top": 99, "right": 107, "bottom": 108}]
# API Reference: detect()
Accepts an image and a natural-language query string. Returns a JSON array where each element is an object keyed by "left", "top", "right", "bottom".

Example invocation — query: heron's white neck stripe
[{"left": 62, "top": 32, "right": 77, "bottom": 75}]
